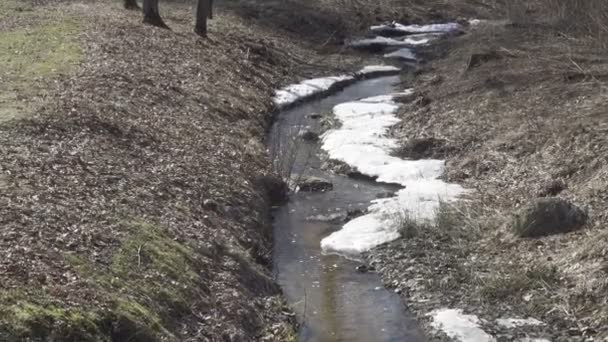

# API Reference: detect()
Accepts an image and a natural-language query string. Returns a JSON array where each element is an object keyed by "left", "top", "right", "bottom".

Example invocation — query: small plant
[{"left": 476, "top": 264, "right": 561, "bottom": 303}]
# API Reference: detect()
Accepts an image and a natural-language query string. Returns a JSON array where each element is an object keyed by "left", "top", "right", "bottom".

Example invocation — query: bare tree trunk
[
  {"left": 194, "top": 0, "right": 211, "bottom": 37},
  {"left": 208, "top": 0, "right": 213, "bottom": 19},
  {"left": 124, "top": 0, "right": 140, "bottom": 10},
  {"left": 143, "top": 0, "right": 169, "bottom": 29}
]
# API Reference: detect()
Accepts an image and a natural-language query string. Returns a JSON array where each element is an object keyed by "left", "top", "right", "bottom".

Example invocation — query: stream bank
[
  {"left": 269, "top": 15, "right": 598, "bottom": 342},
  {"left": 268, "top": 20, "right": 470, "bottom": 341},
  {"left": 270, "top": 75, "right": 426, "bottom": 342},
  {"left": 363, "top": 17, "right": 607, "bottom": 342}
]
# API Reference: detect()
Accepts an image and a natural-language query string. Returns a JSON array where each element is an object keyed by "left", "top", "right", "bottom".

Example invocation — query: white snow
[
  {"left": 517, "top": 339, "right": 551, "bottom": 342},
  {"left": 496, "top": 318, "right": 545, "bottom": 329},
  {"left": 384, "top": 48, "right": 417, "bottom": 60},
  {"left": 429, "top": 309, "right": 496, "bottom": 342},
  {"left": 349, "top": 36, "right": 413, "bottom": 48},
  {"left": 273, "top": 75, "right": 354, "bottom": 108},
  {"left": 273, "top": 66, "right": 404, "bottom": 108},
  {"left": 350, "top": 33, "right": 444, "bottom": 50},
  {"left": 321, "top": 179, "right": 464, "bottom": 254},
  {"left": 371, "top": 22, "right": 461, "bottom": 35},
  {"left": 402, "top": 32, "right": 445, "bottom": 46},
  {"left": 320, "top": 92, "right": 466, "bottom": 254},
  {"left": 357, "top": 65, "right": 401, "bottom": 75}
]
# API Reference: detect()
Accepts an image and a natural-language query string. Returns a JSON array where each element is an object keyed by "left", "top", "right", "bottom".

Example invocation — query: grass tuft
[{"left": 0, "top": 2, "right": 83, "bottom": 123}]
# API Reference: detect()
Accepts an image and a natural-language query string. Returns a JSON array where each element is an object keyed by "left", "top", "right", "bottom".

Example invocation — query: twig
[
  {"left": 319, "top": 30, "right": 337, "bottom": 49},
  {"left": 137, "top": 243, "right": 146, "bottom": 268}
]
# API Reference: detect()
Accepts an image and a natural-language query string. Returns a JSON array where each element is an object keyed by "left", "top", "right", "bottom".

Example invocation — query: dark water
[{"left": 269, "top": 76, "right": 426, "bottom": 342}]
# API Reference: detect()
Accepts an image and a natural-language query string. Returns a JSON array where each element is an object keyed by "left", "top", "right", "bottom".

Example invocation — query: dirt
[{"left": 365, "top": 9, "right": 608, "bottom": 342}]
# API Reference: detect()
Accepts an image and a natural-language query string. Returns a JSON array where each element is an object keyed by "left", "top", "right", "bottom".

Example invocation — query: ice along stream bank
[{"left": 268, "top": 20, "right": 543, "bottom": 342}]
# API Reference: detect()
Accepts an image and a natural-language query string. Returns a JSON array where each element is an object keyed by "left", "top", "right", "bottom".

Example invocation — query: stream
[{"left": 269, "top": 76, "right": 426, "bottom": 342}]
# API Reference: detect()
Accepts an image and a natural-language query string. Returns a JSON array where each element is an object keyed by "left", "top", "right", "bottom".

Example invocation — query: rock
[
  {"left": 299, "top": 130, "right": 319, "bottom": 142},
  {"left": 414, "top": 95, "right": 432, "bottom": 107},
  {"left": 396, "top": 137, "right": 451, "bottom": 159},
  {"left": 296, "top": 176, "right": 333, "bottom": 192},
  {"left": 375, "top": 191, "right": 396, "bottom": 199},
  {"left": 512, "top": 198, "right": 587, "bottom": 238},
  {"left": 356, "top": 264, "right": 375, "bottom": 273},
  {"left": 202, "top": 199, "right": 219, "bottom": 211},
  {"left": 321, "top": 159, "right": 353, "bottom": 175},
  {"left": 346, "top": 170, "right": 377, "bottom": 182},
  {"left": 254, "top": 174, "right": 288, "bottom": 205},
  {"left": 538, "top": 179, "right": 567, "bottom": 197},
  {"left": 308, "top": 113, "right": 322, "bottom": 119},
  {"left": 466, "top": 51, "right": 502, "bottom": 70},
  {"left": 345, "top": 208, "right": 366, "bottom": 221}
]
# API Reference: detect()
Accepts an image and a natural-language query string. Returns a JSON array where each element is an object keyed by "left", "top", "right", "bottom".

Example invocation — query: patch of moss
[
  {"left": 60, "top": 221, "right": 207, "bottom": 341},
  {"left": 0, "top": 2, "right": 83, "bottom": 123},
  {"left": 0, "top": 290, "right": 106, "bottom": 342}
]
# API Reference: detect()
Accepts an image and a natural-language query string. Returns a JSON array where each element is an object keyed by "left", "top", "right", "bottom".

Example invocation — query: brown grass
[{"left": 507, "top": 0, "right": 608, "bottom": 49}]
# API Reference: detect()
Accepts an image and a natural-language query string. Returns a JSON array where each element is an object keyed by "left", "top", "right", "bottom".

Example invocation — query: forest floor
[{"left": 0, "top": 0, "right": 367, "bottom": 340}]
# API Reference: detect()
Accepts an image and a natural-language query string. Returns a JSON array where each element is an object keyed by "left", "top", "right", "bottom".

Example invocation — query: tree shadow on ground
[{"left": 219, "top": 0, "right": 352, "bottom": 45}]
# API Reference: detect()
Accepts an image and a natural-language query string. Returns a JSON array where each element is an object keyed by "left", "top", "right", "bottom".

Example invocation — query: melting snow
[
  {"left": 350, "top": 36, "right": 413, "bottom": 48},
  {"left": 429, "top": 309, "right": 496, "bottom": 342},
  {"left": 402, "top": 32, "right": 445, "bottom": 45},
  {"left": 384, "top": 48, "right": 417, "bottom": 60},
  {"left": 273, "top": 75, "right": 354, "bottom": 108},
  {"left": 357, "top": 65, "right": 401, "bottom": 75},
  {"left": 496, "top": 318, "right": 545, "bottom": 329},
  {"left": 320, "top": 92, "right": 465, "bottom": 254},
  {"left": 273, "top": 66, "right": 403, "bottom": 108},
  {"left": 350, "top": 34, "right": 441, "bottom": 49},
  {"left": 371, "top": 22, "right": 461, "bottom": 35}
]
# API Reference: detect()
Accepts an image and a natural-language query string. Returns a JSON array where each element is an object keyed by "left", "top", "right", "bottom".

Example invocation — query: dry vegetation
[
  {"left": 0, "top": 0, "right": 364, "bottom": 340},
  {"left": 2, "top": 0, "right": 607, "bottom": 340},
  {"left": 368, "top": 0, "right": 608, "bottom": 340}
]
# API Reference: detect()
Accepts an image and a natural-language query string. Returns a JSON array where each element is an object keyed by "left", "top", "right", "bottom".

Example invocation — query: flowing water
[{"left": 269, "top": 76, "right": 426, "bottom": 342}]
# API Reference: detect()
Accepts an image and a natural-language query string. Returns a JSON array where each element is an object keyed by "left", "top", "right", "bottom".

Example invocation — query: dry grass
[
  {"left": 370, "top": 3, "right": 608, "bottom": 337},
  {"left": 507, "top": 0, "right": 608, "bottom": 50},
  {"left": 0, "top": 0, "right": 347, "bottom": 339}
]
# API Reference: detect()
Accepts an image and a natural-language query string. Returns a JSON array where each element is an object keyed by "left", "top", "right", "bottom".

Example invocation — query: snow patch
[
  {"left": 350, "top": 34, "right": 442, "bottom": 49},
  {"left": 429, "top": 309, "right": 496, "bottom": 342},
  {"left": 357, "top": 65, "right": 401, "bottom": 75},
  {"left": 273, "top": 75, "right": 354, "bottom": 108},
  {"left": 384, "top": 48, "right": 417, "bottom": 60},
  {"left": 349, "top": 36, "right": 413, "bottom": 48},
  {"left": 273, "top": 66, "right": 403, "bottom": 108},
  {"left": 371, "top": 22, "right": 461, "bottom": 35},
  {"left": 320, "top": 92, "right": 466, "bottom": 254},
  {"left": 321, "top": 179, "right": 464, "bottom": 254},
  {"left": 496, "top": 318, "right": 545, "bottom": 329},
  {"left": 402, "top": 32, "right": 444, "bottom": 46},
  {"left": 517, "top": 339, "right": 551, "bottom": 342}
]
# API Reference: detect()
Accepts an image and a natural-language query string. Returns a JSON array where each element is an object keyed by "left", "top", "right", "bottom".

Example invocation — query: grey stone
[
  {"left": 512, "top": 197, "right": 587, "bottom": 238},
  {"left": 299, "top": 130, "right": 319, "bottom": 142},
  {"left": 296, "top": 176, "right": 333, "bottom": 192}
]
